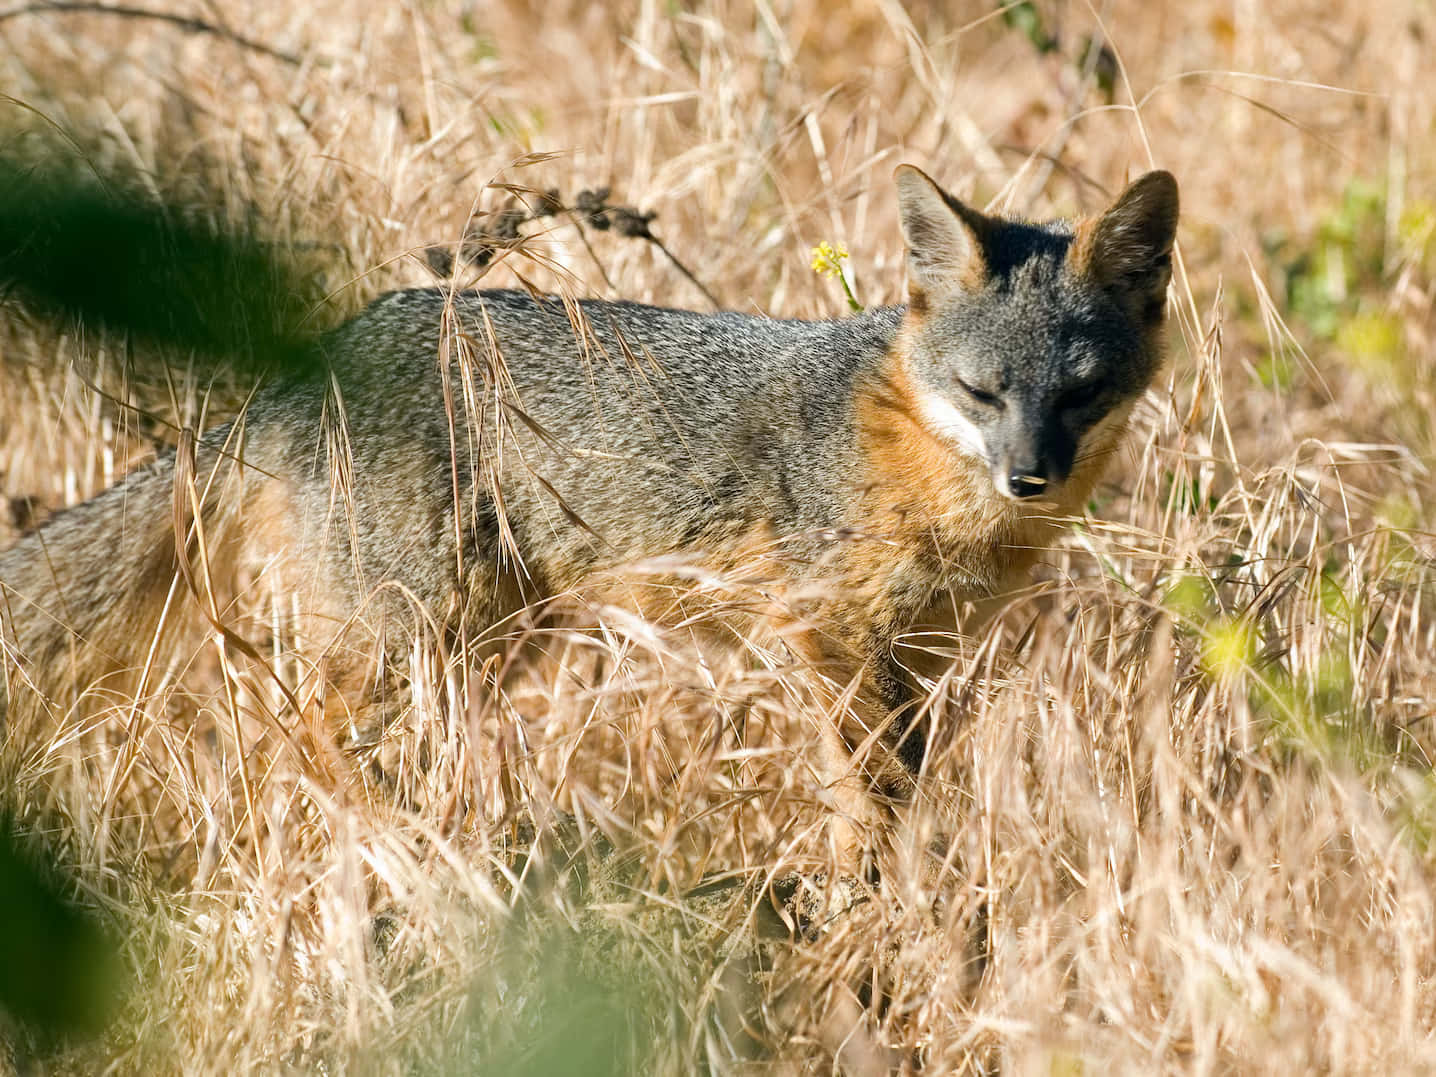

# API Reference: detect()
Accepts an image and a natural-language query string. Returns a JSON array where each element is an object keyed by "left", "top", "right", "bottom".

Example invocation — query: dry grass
[{"left": 2, "top": 0, "right": 1436, "bottom": 1072}]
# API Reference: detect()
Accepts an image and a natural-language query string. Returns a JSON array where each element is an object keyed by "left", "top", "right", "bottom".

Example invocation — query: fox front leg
[
  {"left": 861, "top": 638, "right": 926, "bottom": 796},
  {"left": 807, "top": 629, "right": 932, "bottom": 881}
]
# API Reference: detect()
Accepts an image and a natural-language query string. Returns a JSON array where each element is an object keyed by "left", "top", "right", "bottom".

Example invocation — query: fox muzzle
[{"left": 1004, "top": 472, "right": 1050, "bottom": 499}]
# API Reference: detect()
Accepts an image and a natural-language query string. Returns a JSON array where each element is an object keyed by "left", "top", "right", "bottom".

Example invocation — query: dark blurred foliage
[
  {"left": 0, "top": 147, "right": 325, "bottom": 380},
  {"left": 0, "top": 817, "right": 126, "bottom": 1058}
]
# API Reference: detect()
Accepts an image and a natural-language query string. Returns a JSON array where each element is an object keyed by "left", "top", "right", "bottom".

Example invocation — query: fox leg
[{"left": 786, "top": 614, "right": 926, "bottom": 875}]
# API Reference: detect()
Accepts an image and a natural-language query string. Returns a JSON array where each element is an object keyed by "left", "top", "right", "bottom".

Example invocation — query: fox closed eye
[
  {"left": 957, "top": 376, "right": 1002, "bottom": 408},
  {"left": 1060, "top": 381, "right": 1104, "bottom": 411}
]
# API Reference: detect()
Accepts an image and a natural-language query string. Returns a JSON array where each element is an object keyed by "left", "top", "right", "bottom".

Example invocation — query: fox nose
[{"left": 1006, "top": 472, "right": 1049, "bottom": 499}]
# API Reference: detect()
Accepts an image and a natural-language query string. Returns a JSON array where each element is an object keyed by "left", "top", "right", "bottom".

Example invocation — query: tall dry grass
[{"left": 1, "top": 0, "right": 1435, "bottom": 1072}]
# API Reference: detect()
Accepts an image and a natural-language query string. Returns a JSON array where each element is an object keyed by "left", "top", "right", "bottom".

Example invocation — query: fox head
[{"left": 894, "top": 165, "right": 1179, "bottom": 503}]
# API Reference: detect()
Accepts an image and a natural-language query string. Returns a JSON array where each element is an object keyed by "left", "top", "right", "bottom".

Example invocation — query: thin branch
[
  {"left": 647, "top": 235, "right": 721, "bottom": 310},
  {"left": 427, "top": 186, "right": 723, "bottom": 310},
  {"left": 0, "top": 1, "right": 302, "bottom": 66}
]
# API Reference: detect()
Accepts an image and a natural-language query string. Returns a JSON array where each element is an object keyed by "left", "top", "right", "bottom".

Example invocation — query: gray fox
[{"left": 0, "top": 165, "right": 1178, "bottom": 835}]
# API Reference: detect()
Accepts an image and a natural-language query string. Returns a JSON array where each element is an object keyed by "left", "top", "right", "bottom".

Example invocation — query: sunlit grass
[{"left": 2, "top": 0, "right": 1436, "bottom": 1072}]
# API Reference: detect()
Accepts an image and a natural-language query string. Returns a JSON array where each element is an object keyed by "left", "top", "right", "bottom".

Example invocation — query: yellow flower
[{"left": 809, "top": 240, "right": 849, "bottom": 278}]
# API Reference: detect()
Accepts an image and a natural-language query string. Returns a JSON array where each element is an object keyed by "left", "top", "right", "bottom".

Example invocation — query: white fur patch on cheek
[{"left": 912, "top": 387, "right": 988, "bottom": 462}]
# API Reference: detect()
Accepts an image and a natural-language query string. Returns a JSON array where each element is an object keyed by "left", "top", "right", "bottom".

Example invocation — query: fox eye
[
  {"left": 957, "top": 377, "right": 1002, "bottom": 407},
  {"left": 1061, "top": 381, "right": 1103, "bottom": 411}
]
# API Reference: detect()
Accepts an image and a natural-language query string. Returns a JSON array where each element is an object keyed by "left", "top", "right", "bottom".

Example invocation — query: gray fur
[
  {"left": 0, "top": 291, "right": 909, "bottom": 697},
  {"left": 289, "top": 290, "right": 908, "bottom": 619}
]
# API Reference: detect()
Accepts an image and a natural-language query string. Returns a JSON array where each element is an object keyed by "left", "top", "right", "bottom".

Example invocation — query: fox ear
[
  {"left": 1077, "top": 169, "right": 1179, "bottom": 314},
  {"left": 894, "top": 165, "right": 989, "bottom": 298}
]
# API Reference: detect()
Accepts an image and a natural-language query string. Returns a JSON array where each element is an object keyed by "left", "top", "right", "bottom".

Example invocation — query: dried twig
[
  {"left": 0, "top": 1, "right": 302, "bottom": 65},
  {"left": 426, "top": 185, "right": 721, "bottom": 309}
]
